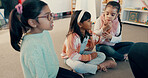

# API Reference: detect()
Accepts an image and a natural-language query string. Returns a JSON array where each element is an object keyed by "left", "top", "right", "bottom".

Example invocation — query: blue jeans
[{"left": 96, "top": 42, "right": 134, "bottom": 61}]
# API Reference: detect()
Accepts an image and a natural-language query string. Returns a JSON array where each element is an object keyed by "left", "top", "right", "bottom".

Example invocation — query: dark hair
[
  {"left": 105, "top": 1, "right": 122, "bottom": 37},
  {"left": 67, "top": 10, "right": 91, "bottom": 43},
  {"left": 9, "top": 1, "right": 47, "bottom": 51}
]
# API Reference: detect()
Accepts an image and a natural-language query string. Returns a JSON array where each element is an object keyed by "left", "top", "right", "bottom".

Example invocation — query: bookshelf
[{"left": 121, "top": 0, "right": 148, "bottom": 27}]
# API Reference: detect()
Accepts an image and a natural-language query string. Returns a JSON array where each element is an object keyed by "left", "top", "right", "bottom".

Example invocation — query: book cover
[{"left": 128, "top": 12, "right": 139, "bottom": 22}]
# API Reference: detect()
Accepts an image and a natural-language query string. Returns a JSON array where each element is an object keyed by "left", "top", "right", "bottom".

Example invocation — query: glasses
[{"left": 36, "top": 12, "right": 54, "bottom": 21}]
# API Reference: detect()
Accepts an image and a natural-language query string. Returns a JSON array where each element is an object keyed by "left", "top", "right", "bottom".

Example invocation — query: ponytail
[
  {"left": 9, "top": 1, "right": 48, "bottom": 52},
  {"left": 9, "top": 9, "right": 24, "bottom": 51},
  {"left": 116, "top": 15, "right": 122, "bottom": 37}
]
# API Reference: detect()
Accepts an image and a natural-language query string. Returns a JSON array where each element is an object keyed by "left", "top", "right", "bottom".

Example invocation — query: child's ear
[{"left": 28, "top": 19, "right": 37, "bottom": 28}]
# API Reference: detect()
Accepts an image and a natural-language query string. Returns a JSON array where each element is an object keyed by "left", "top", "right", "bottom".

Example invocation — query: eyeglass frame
[{"left": 35, "top": 12, "right": 54, "bottom": 21}]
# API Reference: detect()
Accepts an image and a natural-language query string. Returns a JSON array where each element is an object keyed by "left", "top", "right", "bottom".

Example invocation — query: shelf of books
[
  {"left": 122, "top": 8, "right": 148, "bottom": 27},
  {"left": 122, "top": 21, "right": 148, "bottom": 27},
  {"left": 124, "top": 8, "right": 148, "bottom": 13},
  {"left": 121, "top": 0, "right": 148, "bottom": 27}
]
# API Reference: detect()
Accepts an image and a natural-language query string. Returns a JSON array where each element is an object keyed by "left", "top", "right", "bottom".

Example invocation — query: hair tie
[
  {"left": 15, "top": 3, "right": 23, "bottom": 14},
  {"left": 77, "top": 10, "right": 86, "bottom": 23}
]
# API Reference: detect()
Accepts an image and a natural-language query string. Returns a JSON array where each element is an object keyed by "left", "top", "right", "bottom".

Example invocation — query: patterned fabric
[{"left": 61, "top": 31, "right": 100, "bottom": 61}]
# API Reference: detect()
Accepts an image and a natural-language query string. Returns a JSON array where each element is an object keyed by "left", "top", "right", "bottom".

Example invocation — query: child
[
  {"left": 61, "top": 10, "right": 116, "bottom": 74},
  {"left": 9, "top": 1, "right": 83, "bottom": 78},
  {"left": 94, "top": 1, "right": 134, "bottom": 61}
]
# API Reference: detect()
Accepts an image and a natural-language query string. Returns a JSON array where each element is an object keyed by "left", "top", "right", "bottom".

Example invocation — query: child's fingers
[
  {"left": 105, "top": 32, "right": 110, "bottom": 35},
  {"left": 102, "top": 34, "right": 107, "bottom": 38},
  {"left": 104, "top": 20, "right": 108, "bottom": 24},
  {"left": 103, "top": 32, "right": 108, "bottom": 35}
]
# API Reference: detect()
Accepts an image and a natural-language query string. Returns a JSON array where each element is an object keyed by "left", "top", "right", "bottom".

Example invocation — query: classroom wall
[
  {"left": 42, "top": 0, "right": 101, "bottom": 18},
  {"left": 42, "top": 0, "right": 71, "bottom": 13},
  {"left": 75, "top": 0, "right": 101, "bottom": 22},
  {"left": 96, "top": 0, "right": 101, "bottom": 18}
]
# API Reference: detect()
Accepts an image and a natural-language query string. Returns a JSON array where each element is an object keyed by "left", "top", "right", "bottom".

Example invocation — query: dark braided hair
[{"left": 105, "top": 1, "right": 122, "bottom": 37}]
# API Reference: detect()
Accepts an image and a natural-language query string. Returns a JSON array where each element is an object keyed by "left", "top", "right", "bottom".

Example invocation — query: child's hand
[
  {"left": 102, "top": 32, "right": 112, "bottom": 41},
  {"left": 85, "top": 47, "right": 94, "bottom": 51},
  {"left": 90, "top": 52, "right": 98, "bottom": 59},
  {"left": 102, "top": 20, "right": 112, "bottom": 32}
]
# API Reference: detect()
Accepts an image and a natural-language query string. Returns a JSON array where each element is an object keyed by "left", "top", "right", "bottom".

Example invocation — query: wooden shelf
[
  {"left": 71, "top": 0, "right": 76, "bottom": 15},
  {"left": 124, "top": 8, "right": 148, "bottom": 13},
  {"left": 121, "top": 0, "right": 148, "bottom": 27},
  {"left": 122, "top": 21, "right": 148, "bottom": 26}
]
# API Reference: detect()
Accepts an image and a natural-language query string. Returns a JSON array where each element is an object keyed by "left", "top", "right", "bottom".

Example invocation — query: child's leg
[
  {"left": 113, "top": 42, "right": 134, "bottom": 54},
  {"left": 87, "top": 52, "right": 106, "bottom": 65},
  {"left": 96, "top": 44, "right": 124, "bottom": 61},
  {"left": 56, "top": 67, "right": 83, "bottom": 78},
  {"left": 66, "top": 58, "right": 98, "bottom": 74}
]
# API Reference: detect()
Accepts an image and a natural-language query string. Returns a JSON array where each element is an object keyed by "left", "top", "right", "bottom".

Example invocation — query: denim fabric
[{"left": 96, "top": 42, "right": 134, "bottom": 61}]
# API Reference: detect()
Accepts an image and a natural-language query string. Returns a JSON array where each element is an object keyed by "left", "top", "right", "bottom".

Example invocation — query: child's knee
[
  {"left": 99, "top": 46, "right": 110, "bottom": 51},
  {"left": 98, "top": 52, "right": 106, "bottom": 60},
  {"left": 99, "top": 46, "right": 114, "bottom": 54},
  {"left": 72, "top": 63, "right": 86, "bottom": 73}
]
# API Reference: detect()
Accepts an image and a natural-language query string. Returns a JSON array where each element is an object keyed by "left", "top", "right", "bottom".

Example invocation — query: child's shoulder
[
  {"left": 67, "top": 33, "right": 79, "bottom": 38},
  {"left": 66, "top": 33, "right": 80, "bottom": 42}
]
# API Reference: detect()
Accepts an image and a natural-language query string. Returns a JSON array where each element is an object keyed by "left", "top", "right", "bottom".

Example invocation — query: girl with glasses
[{"left": 9, "top": 1, "right": 82, "bottom": 78}]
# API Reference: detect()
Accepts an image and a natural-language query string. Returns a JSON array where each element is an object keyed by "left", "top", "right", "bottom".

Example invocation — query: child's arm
[
  {"left": 94, "top": 18, "right": 111, "bottom": 36},
  {"left": 103, "top": 24, "right": 121, "bottom": 43},
  {"left": 102, "top": 20, "right": 112, "bottom": 32},
  {"left": 85, "top": 30, "right": 101, "bottom": 51},
  {"left": 62, "top": 34, "right": 93, "bottom": 62},
  {"left": 94, "top": 18, "right": 104, "bottom": 36}
]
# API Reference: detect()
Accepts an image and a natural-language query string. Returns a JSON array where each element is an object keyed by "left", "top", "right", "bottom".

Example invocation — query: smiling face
[{"left": 104, "top": 5, "right": 118, "bottom": 21}]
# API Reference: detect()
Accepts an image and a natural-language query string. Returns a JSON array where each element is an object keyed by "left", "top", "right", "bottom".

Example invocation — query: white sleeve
[
  {"left": 110, "top": 23, "right": 122, "bottom": 43},
  {"left": 94, "top": 18, "right": 103, "bottom": 36}
]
